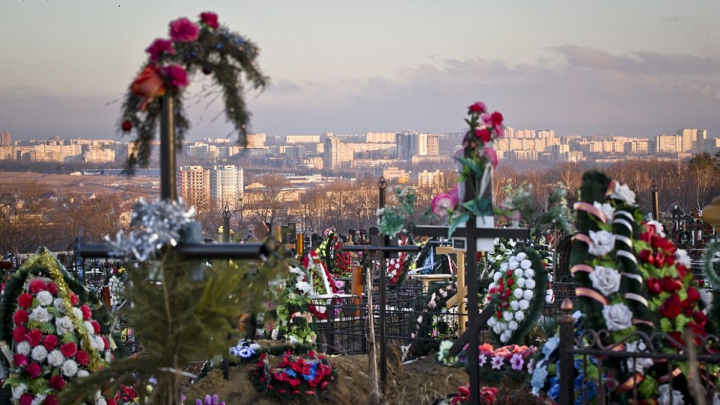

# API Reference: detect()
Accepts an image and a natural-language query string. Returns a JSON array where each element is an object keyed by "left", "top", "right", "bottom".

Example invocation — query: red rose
[
  {"left": 60, "top": 342, "right": 78, "bottom": 358},
  {"left": 647, "top": 278, "right": 662, "bottom": 295},
  {"left": 659, "top": 293, "right": 682, "bottom": 318},
  {"left": 200, "top": 12, "right": 219, "bottom": 29},
  {"left": 145, "top": 38, "right": 175, "bottom": 62},
  {"left": 169, "top": 17, "right": 200, "bottom": 42},
  {"left": 26, "top": 329, "right": 43, "bottom": 347},
  {"left": 476, "top": 128, "right": 492, "bottom": 143},
  {"left": 70, "top": 293, "right": 79, "bottom": 306},
  {"left": 29, "top": 279, "right": 48, "bottom": 293},
  {"left": 91, "top": 320, "right": 101, "bottom": 334},
  {"left": 81, "top": 305, "right": 93, "bottom": 321},
  {"left": 47, "top": 282, "right": 58, "bottom": 295},
  {"left": 507, "top": 278, "right": 514, "bottom": 286},
  {"left": 665, "top": 254, "right": 675, "bottom": 266},
  {"left": 25, "top": 362, "right": 42, "bottom": 378},
  {"left": 638, "top": 249, "right": 654, "bottom": 264},
  {"left": 12, "top": 325, "right": 28, "bottom": 342},
  {"left": 653, "top": 252, "right": 665, "bottom": 268},
  {"left": 676, "top": 265, "right": 688, "bottom": 278},
  {"left": 490, "top": 111, "right": 503, "bottom": 126},
  {"left": 13, "top": 353, "right": 28, "bottom": 367},
  {"left": 49, "top": 375, "right": 66, "bottom": 390},
  {"left": 76, "top": 350, "right": 90, "bottom": 366},
  {"left": 45, "top": 395, "right": 59, "bottom": 405},
  {"left": 640, "top": 231, "right": 652, "bottom": 243},
  {"left": 19, "top": 393, "right": 34, "bottom": 405},
  {"left": 43, "top": 334, "right": 59, "bottom": 351},
  {"left": 13, "top": 309, "right": 29, "bottom": 325},
  {"left": 101, "top": 336, "right": 109, "bottom": 350},
  {"left": 693, "top": 311, "right": 707, "bottom": 327},
  {"left": 162, "top": 65, "right": 188, "bottom": 88},
  {"left": 18, "top": 293, "right": 34, "bottom": 309},
  {"left": 686, "top": 287, "right": 701, "bottom": 303},
  {"left": 468, "top": 102, "right": 487, "bottom": 114},
  {"left": 660, "top": 276, "right": 681, "bottom": 292}
]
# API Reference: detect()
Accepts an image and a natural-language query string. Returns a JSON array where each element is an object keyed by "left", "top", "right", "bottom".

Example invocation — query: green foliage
[
  {"left": 60, "top": 247, "right": 286, "bottom": 405},
  {"left": 379, "top": 186, "right": 417, "bottom": 236}
]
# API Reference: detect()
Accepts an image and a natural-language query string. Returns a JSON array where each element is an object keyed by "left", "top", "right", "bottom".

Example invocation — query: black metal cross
[{"left": 413, "top": 176, "right": 529, "bottom": 405}]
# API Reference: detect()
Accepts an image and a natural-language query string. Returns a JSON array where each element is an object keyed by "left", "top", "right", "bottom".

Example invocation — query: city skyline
[{"left": 1, "top": 1, "right": 720, "bottom": 141}]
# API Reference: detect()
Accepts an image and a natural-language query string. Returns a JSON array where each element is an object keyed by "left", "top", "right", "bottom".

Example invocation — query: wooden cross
[{"left": 413, "top": 178, "right": 529, "bottom": 405}]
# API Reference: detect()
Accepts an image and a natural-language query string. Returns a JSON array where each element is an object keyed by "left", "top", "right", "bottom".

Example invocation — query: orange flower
[{"left": 131, "top": 65, "right": 165, "bottom": 110}]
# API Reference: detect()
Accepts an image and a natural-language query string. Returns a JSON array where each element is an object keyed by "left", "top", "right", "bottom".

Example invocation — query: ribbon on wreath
[
  {"left": 570, "top": 264, "right": 594, "bottom": 275},
  {"left": 616, "top": 372, "right": 645, "bottom": 393},
  {"left": 575, "top": 287, "right": 609, "bottom": 305},
  {"left": 574, "top": 202, "right": 607, "bottom": 223}
]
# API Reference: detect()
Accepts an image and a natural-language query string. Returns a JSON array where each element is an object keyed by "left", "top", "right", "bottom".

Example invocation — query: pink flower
[
  {"left": 81, "top": 305, "right": 93, "bottom": 321},
  {"left": 19, "top": 394, "right": 34, "bottom": 405},
  {"left": 483, "top": 147, "right": 498, "bottom": 168},
  {"left": 70, "top": 293, "right": 79, "bottom": 306},
  {"left": 26, "top": 329, "right": 43, "bottom": 347},
  {"left": 476, "top": 128, "right": 491, "bottom": 143},
  {"left": 510, "top": 353, "right": 524, "bottom": 370},
  {"left": 76, "top": 350, "right": 89, "bottom": 366},
  {"left": 25, "top": 362, "right": 42, "bottom": 378},
  {"left": 490, "top": 111, "right": 503, "bottom": 126},
  {"left": 162, "top": 65, "right": 189, "bottom": 88},
  {"left": 60, "top": 342, "right": 77, "bottom": 358},
  {"left": 12, "top": 325, "right": 27, "bottom": 342},
  {"left": 431, "top": 191, "right": 459, "bottom": 218},
  {"left": 169, "top": 17, "right": 200, "bottom": 42},
  {"left": 43, "top": 334, "right": 58, "bottom": 351},
  {"left": 13, "top": 353, "right": 28, "bottom": 367},
  {"left": 491, "top": 355, "right": 504, "bottom": 370},
  {"left": 145, "top": 38, "right": 175, "bottom": 62},
  {"left": 47, "top": 282, "right": 58, "bottom": 295},
  {"left": 200, "top": 12, "right": 219, "bottom": 29},
  {"left": 49, "top": 375, "right": 66, "bottom": 390},
  {"left": 468, "top": 101, "right": 487, "bottom": 114},
  {"left": 13, "top": 309, "right": 29, "bottom": 325}
]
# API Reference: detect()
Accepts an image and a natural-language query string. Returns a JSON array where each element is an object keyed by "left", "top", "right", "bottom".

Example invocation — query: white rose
[
  {"left": 646, "top": 219, "right": 666, "bottom": 237},
  {"left": 513, "top": 268, "right": 524, "bottom": 277},
  {"left": 31, "top": 394, "right": 46, "bottom": 405},
  {"left": 508, "top": 260, "right": 519, "bottom": 270},
  {"left": 62, "top": 359, "right": 79, "bottom": 377},
  {"left": 53, "top": 298, "right": 66, "bottom": 313},
  {"left": 602, "top": 303, "right": 633, "bottom": 331},
  {"left": 31, "top": 345, "right": 48, "bottom": 362},
  {"left": 503, "top": 311, "right": 513, "bottom": 322},
  {"left": 611, "top": 182, "right": 636, "bottom": 204},
  {"left": 593, "top": 201, "right": 615, "bottom": 221},
  {"left": 72, "top": 307, "right": 83, "bottom": 320},
  {"left": 493, "top": 272, "right": 502, "bottom": 282},
  {"left": 524, "top": 269, "right": 535, "bottom": 279},
  {"left": 626, "top": 340, "right": 653, "bottom": 373},
  {"left": 520, "top": 259, "right": 532, "bottom": 270},
  {"left": 84, "top": 321, "right": 96, "bottom": 335},
  {"left": 488, "top": 282, "right": 496, "bottom": 291},
  {"left": 56, "top": 316, "right": 74, "bottom": 335},
  {"left": 500, "top": 333, "right": 509, "bottom": 343},
  {"left": 513, "top": 288, "right": 524, "bottom": 299},
  {"left": 508, "top": 321, "right": 519, "bottom": 331},
  {"left": 515, "top": 311, "right": 525, "bottom": 321},
  {"left": 589, "top": 265, "right": 622, "bottom": 296},
  {"left": 16, "top": 341, "right": 31, "bottom": 356},
  {"left": 488, "top": 317, "right": 496, "bottom": 326},
  {"left": 675, "top": 249, "right": 691, "bottom": 267},
  {"left": 94, "top": 335, "right": 106, "bottom": 350},
  {"left": 500, "top": 263, "right": 508, "bottom": 272},
  {"left": 493, "top": 324, "right": 502, "bottom": 334},
  {"left": 105, "top": 350, "right": 114, "bottom": 363},
  {"left": 31, "top": 306, "right": 53, "bottom": 323},
  {"left": 36, "top": 291, "right": 53, "bottom": 306},
  {"left": 588, "top": 230, "right": 615, "bottom": 256},
  {"left": 519, "top": 300, "right": 530, "bottom": 310},
  {"left": 503, "top": 330, "right": 512, "bottom": 340},
  {"left": 77, "top": 369, "right": 90, "bottom": 378},
  {"left": 515, "top": 252, "right": 527, "bottom": 261},
  {"left": 658, "top": 384, "right": 684, "bottom": 405},
  {"left": 523, "top": 290, "right": 534, "bottom": 300},
  {"left": 525, "top": 279, "right": 536, "bottom": 289},
  {"left": 12, "top": 383, "right": 28, "bottom": 400},
  {"left": 47, "top": 350, "right": 65, "bottom": 367},
  {"left": 516, "top": 278, "right": 526, "bottom": 288},
  {"left": 510, "top": 301, "right": 519, "bottom": 310}
]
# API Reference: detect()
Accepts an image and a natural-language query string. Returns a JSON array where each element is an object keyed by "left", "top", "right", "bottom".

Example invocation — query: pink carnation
[
  {"left": 169, "top": 17, "right": 200, "bottom": 42},
  {"left": 431, "top": 191, "right": 459, "bottom": 218},
  {"left": 13, "top": 309, "right": 29, "bottom": 325},
  {"left": 162, "top": 65, "right": 189, "bottom": 88},
  {"left": 19, "top": 394, "right": 34, "bottom": 405},
  {"left": 18, "top": 293, "right": 34, "bottom": 309},
  {"left": 47, "top": 282, "right": 58, "bottom": 295},
  {"left": 200, "top": 12, "right": 219, "bottom": 29},
  {"left": 145, "top": 38, "right": 175, "bottom": 62},
  {"left": 13, "top": 353, "right": 27, "bottom": 367},
  {"left": 81, "top": 305, "right": 93, "bottom": 320}
]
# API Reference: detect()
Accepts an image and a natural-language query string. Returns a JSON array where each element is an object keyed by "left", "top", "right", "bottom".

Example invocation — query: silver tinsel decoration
[{"left": 105, "top": 198, "right": 196, "bottom": 262}]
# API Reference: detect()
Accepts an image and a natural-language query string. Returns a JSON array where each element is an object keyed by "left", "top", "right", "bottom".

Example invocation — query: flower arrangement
[
  {"left": 1, "top": 251, "right": 114, "bottom": 405},
  {"left": 182, "top": 394, "right": 225, "bottom": 405},
  {"left": 120, "top": 12, "right": 267, "bottom": 171},
  {"left": 248, "top": 350, "right": 336, "bottom": 403},
  {"left": 437, "top": 341, "right": 537, "bottom": 384},
  {"left": 386, "top": 234, "right": 414, "bottom": 287},
  {"left": 316, "top": 231, "right": 354, "bottom": 279},
  {"left": 435, "top": 385, "right": 498, "bottom": 405},
  {"left": 407, "top": 282, "right": 460, "bottom": 357},
  {"left": 486, "top": 247, "right": 549, "bottom": 345},
  {"left": 263, "top": 265, "right": 317, "bottom": 344},
  {"left": 430, "top": 101, "right": 504, "bottom": 237}
]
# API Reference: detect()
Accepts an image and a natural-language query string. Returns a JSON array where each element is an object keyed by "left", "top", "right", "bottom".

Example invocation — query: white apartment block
[{"left": 210, "top": 165, "right": 244, "bottom": 209}]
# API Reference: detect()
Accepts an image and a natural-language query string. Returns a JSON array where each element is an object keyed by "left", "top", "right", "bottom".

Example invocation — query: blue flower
[
  {"left": 548, "top": 382, "right": 560, "bottom": 400},
  {"left": 284, "top": 369, "right": 297, "bottom": 378},
  {"left": 530, "top": 365, "right": 548, "bottom": 390},
  {"left": 542, "top": 336, "right": 560, "bottom": 357}
]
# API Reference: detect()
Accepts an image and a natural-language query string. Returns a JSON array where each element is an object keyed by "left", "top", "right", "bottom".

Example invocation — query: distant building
[
  {"left": 366, "top": 132, "right": 396, "bottom": 143},
  {"left": 179, "top": 165, "right": 210, "bottom": 206},
  {"left": 209, "top": 165, "right": 243, "bottom": 209},
  {"left": 0, "top": 131, "right": 11, "bottom": 146},
  {"left": 286, "top": 135, "right": 320, "bottom": 144},
  {"left": 323, "top": 136, "right": 354, "bottom": 169}
]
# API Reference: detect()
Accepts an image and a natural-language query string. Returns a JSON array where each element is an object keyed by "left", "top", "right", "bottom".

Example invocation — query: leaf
[
  {"left": 448, "top": 212, "right": 470, "bottom": 239},
  {"left": 456, "top": 156, "right": 483, "bottom": 178},
  {"left": 39, "top": 321, "right": 56, "bottom": 335}
]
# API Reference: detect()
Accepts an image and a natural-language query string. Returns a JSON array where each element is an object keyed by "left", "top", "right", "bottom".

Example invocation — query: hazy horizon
[{"left": 1, "top": 1, "right": 719, "bottom": 142}]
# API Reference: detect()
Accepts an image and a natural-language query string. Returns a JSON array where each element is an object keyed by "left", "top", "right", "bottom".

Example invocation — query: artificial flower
[
  {"left": 13, "top": 310, "right": 29, "bottom": 325},
  {"left": 610, "top": 181, "right": 636, "bottom": 204},
  {"left": 431, "top": 191, "right": 459, "bottom": 218},
  {"left": 30, "top": 345, "right": 48, "bottom": 362},
  {"left": 593, "top": 201, "right": 615, "bottom": 221},
  {"left": 145, "top": 39, "right": 175, "bottom": 62},
  {"left": 162, "top": 65, "right": 189, "bottom": 88},
  {"left": 588, "top": 230, "right": 615, "bottom": 256},
  {"left": 200, "top": 12, "right": 219, "bottom": 29},
  {"left": 131, "top": 65, "right": 166, "bottom": 110},
  {"left": 36, "top": 291, "right": 53, "bottom": 306},
  {"left": 30, "top": 306, "right": 52, "bottom": 323},
  {"left": 589, "top": 265, "right": 622, "bottom": 296},
  {"left": 47, "top": 350, "right": 65, "bottom": 367},
  {"left": 169, "top": 17, "right": 200, "bottom": 42},
  {"left": 62, "top": 359, "right": 78, "bottom": 377},
  {"left": 602, "top": 303, "right": 633, "bottom": 331},
  {"left": 657, "top": 384, "right": 684, "bottom": 405},
  {"left": 468, "top": 101, "right": 486, "bottom": 114}
]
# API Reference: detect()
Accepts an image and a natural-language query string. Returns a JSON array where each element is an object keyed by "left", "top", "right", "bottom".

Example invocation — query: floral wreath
[
  {"left": 437, "top": 341, "right": 537, "bottom": 384},
  {"left": 301, "top": 251, "right": 342, "bottom": 320},
  {"left": 571, "top": 171, "right": 708, "bottom": 402},
  {"left": 486, "top": 246, "right": 549, "bottom": 345},
  {"left": 386, "top": 234, "right": 414, "bottom": 287},
  {"left": 316, "top": 230, "right": 354, "bottom": 279},
  {"left": 0, "top": 250, "right": 114, "bottom": 405},
  {"left": 247, "top": 350, "right": 336, "bottom": 402},
  {"left": 120, "top": 12, "right": 267, "bottom": 170},
  {"left": 406, "top": 281, "right": 460, "bottom": 357}
]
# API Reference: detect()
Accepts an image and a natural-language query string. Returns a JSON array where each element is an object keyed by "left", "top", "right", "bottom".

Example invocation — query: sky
[{"left": 1, "top": 0, "right": 719, "bottom": 141}]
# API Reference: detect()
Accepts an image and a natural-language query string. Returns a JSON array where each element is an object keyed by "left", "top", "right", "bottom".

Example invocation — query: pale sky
[{"left": 1, "top": 0, "right": 719, "bottom": 141}]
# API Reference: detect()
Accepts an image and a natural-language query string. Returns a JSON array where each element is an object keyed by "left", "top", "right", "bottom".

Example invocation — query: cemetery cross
[
  {"left": 413, "top": 174, "right": 529, "bottom": 405},
  {"left": 340, "top": 177, "right": 422, "bottom": 391}
]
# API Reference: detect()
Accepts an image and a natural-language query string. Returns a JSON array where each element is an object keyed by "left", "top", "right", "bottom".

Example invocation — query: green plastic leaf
[{"left": 448, "top": 212, "right": 470, "bottom": 239}]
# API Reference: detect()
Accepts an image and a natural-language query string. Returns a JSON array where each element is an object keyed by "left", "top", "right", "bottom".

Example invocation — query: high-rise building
[
  {"left": 396, "top": 130, "right": 431, "bottom": 159},
  {"left": 0, "top": 131, "right": 11, "bottom": 146},
  {"left": 323, "top": 136, "right": 353, "bottom": 169},
  {"left": 654, "top": 134, "right": 682, "bottom": 154},
  {"left": 179, "top": 166, "right": 210, "bottom": 207},
  {"left": 676, "top": 129, "right": 707, "bottom": 153},
  {"left": 209, "top": 165, "right": 244, "bottom": 209}
]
